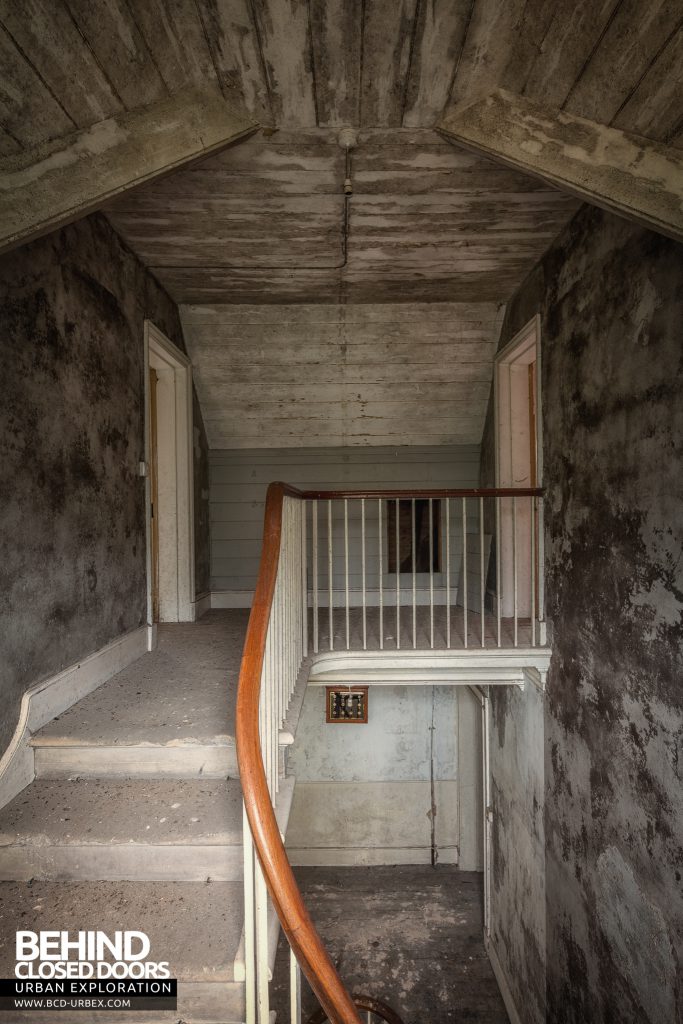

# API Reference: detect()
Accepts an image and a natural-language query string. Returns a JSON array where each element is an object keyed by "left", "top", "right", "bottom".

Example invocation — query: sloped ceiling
[
  {"left": 2, "top": 1, "right": 680, "bottom": 447},
  {"left": 1, "top": 0, "right": 680, "bottom": 144},
  {"left": 1, "top": 1, "right": 679, "bottom": 306},
  {"left": 104, "top": 128, "right": 579, "bottom": 305},
  {"left": 181, "top": 302, "right": 504, "bottom": 448}
]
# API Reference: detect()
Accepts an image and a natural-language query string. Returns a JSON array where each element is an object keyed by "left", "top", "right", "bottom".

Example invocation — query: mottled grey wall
[
  {"left": 482, "top": 205, "right": 683, "bottom": 1023},
  {"left": 0, "top": 213, "right": 211, "bottom": 756}
]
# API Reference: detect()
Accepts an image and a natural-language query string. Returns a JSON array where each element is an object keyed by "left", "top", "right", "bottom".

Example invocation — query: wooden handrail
[
  {"left": 299, "top": 487, "right": 543, "bottom": 499},
  {"left": 236, "top": 482, "right": 544, "bottom": 1023},
  {"left": 236, "top": 482, "right": 363, "bottom": 1024}
]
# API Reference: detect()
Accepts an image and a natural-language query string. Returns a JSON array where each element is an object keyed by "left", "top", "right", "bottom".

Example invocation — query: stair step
[
  {"left": 31, "top": 739, "right": 239, "bottom": 780},
  {"left": 29, "top": 625, "right": 240, "bottom": 782},
  {"left": 0, "top": 779, "right": 245, "bottom": 882},
  {"left": 0, "top": 880, "right": 247, "bottom": 1021}
]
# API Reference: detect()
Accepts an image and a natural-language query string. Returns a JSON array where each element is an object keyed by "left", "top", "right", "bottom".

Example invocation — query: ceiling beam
[
  {"left": 438, "top": 88, "right": 683, "bottom": 243},
  {"left": 0, "top": 86, "right": 258, "bottom": 255}
]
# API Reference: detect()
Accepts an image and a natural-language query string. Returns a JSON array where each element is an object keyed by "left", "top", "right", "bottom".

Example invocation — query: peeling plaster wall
[
  {"left": 0, "top": 213, "right": 211, "bottom": 756},
  {"left": 482, "top": 205, "right": 683, "bottom": 1023},
  {"left": 286, "top": 686, "right": 483, "bottom": 869}
]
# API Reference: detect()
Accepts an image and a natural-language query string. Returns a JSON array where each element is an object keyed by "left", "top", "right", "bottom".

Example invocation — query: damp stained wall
[
  {"left": 286, "top": 685, "right": 483, "bottom": 870},
  {"left": 482, "top": 204, "right": 683, "bottom": 1024},
  {"left": 0, "top": 212, "right": 211, "bottom": 756}
]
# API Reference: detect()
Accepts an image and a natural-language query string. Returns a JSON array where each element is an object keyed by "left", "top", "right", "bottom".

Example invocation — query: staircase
[
  {"left": 0, "top": 613, "right": 296, "bottom": 1024},
  {"left": 0, "top": 484, "right": 544, "bottom": 1024}
]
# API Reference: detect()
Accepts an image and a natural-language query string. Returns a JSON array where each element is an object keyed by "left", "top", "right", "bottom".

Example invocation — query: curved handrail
[
  {"left": 236, "top": 482, "right": 544, "bottom": 1023},
  {"left": 236, "top": 482, "right": 363, "bottom": 1023}
]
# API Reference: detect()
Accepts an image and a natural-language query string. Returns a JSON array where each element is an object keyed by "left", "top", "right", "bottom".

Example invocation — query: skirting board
[
  {"left": 192, "top": 592, "right": 212, "bottom": 619},
  {"left": 287, "top": 846, "right": 459, "bottom": 867},
  {"left": 211, "top": 590, "right": 252, "bottom": 609},
  {"left": 486, "top": 935, "right": 524, "bottom": 1024},
  {"left": 0, "top": 624, "right": 149, "bottom": 809}
]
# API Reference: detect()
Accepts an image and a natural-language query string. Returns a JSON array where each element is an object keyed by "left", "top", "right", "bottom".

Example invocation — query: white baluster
[
  {"left": 344, "top": 498, "right": 350, "bottom": 650},
  {"left": 301, "top": 500, "right": 308, "bottom": 659},
  {"left": 538, "top": 497, "right": 546, "bottom": 642},
  {"left": 284, "top": 504, "right": 289, "bottom": 716},
  {"left": 243, "top": 806, "right": 256, "bottom": 1024},
  {"left": 513, "top": 496, "right": 518, "bottom": 648},
  {"left": 328, "top": 499, "right": 333, "bottom": 651},
  {"left": 361, "top": 498, "right": 367, "bottom": 651},
  {"left": 312, "top": 500, "right": 319, "bottom": 654},
  {"left": 259, "top": 659, "right": 268, "bottom": 797},
  {"left": 429, "top": 497, "right": 434, "bottom": 649},
  {"left": 378, "top": 499, "right": 383, "bottom": 650},
  {"left": 446, "top": 498, "right": 451, "bottom": 649},
  {"left": 480, "top": 496, "right": 485, "bottom": 648},
  {"left": 531, "top": 495, "right": 536, "bottom": 647},
  {"left": 412, "top": 497, "right": 417, "bottom": 649},
  {"left": 254, "top": 860, "right": 270, "bottom": 1023},
  {"left": 290, "top": 947, "right": 301, "bottom": 1024},
  {"left": 395, "top": 498, "right": 400, "bottom": 650},
  {"left": 462, "top": 497, "right": 468, "bottom": 649},
  {"left": 496, "top": 496, "right": 501, "bottom": 648}
]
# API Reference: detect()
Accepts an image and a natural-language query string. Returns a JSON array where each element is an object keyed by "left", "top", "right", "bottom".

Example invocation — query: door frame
[
  {"left": 143, "top": 320, "right": 195, "bottom": 627},
  {"left": 493, "top": 315, "right": 545, "bottom": 627}
]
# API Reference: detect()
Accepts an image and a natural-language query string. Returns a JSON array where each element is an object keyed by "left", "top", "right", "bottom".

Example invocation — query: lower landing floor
[{"left": 271, "top": 865, "right": 508, "bottom": 1023}]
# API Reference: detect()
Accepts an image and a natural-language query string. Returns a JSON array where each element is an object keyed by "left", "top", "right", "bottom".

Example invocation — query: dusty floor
[
  {"left": 271, "top": 865, "right": 508, "bottom": 1024},
  {"left": 35, "top": 610, "right": 250, "bottom": 747}
]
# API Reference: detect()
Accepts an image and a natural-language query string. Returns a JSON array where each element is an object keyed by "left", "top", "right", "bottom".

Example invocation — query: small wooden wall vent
[{"left": 326, "top": 687, "right": 368, "bottom": 724}]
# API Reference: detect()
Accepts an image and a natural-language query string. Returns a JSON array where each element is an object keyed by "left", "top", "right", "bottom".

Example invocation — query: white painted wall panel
[
  {"left": 209, "top": 444, "right": 480, "bottom": 598},
  {"left": 287, "top": 781, "right": 459, "bottom": 867},
  {"left": 286, "top": 685, "right": 483, "bottom": 868}
]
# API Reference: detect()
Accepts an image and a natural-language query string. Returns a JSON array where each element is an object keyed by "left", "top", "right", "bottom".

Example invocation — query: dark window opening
[{"left": 387, "top": 499, "right": 440, "bottom": 573}]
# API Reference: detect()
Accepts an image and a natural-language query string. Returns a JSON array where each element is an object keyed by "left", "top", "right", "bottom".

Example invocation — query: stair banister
[
  {"left": 237, "top": 481, "right": 544, "bottom": 1022},
  {"left": 236, "top": 482, "right": 363, "bottom": 1024}
]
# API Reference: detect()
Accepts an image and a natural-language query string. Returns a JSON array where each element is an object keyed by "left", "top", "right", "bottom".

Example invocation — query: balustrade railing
[
  {"left": 306, "top": 488, "right": 544, "bottom": 653},
  {"left": 236, "top": 483, "right": 544, "bottom": 1024}
]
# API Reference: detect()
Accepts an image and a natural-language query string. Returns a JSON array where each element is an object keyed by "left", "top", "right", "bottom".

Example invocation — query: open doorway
[
  {"left": 494, "top": 316, "right": 543, "bottom": 628},
  {"left": 144, "top": 321, "right": 195, "bottom": 626}
]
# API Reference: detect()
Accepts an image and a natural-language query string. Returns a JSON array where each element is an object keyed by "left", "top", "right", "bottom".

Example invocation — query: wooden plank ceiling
[
  {"left": 2, "top": 1, "right": 681, "bottom": 447},
  {"left": 1, "top": 1, "right": 681, "bottom": 305},
  {"left": 104, "top": 128, "right": 580, "bottom": 304},
  {"left": 180, "top": 303, "right": 503, "bottom": 448},
  {"left": 1, "top": 0, "right": 680, "bottom": 146}
]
